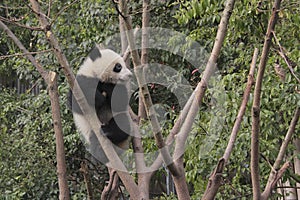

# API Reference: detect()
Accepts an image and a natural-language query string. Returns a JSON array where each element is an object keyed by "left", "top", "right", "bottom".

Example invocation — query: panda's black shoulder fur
[
  {"left": 67, "top": 75, "right": 108, "bottom": 115},
  {"left": 68, "top": 75, "right": 129, "bottom": 113}
]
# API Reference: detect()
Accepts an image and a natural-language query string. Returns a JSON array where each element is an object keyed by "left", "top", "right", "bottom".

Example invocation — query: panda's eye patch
[{"left": 113, "top": 63, "right": 122, "bottom": 73}]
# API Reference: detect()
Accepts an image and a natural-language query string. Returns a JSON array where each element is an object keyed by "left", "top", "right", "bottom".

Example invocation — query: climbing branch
[{"left": 118, "top": 0, "right": 180, "bottom": 177}]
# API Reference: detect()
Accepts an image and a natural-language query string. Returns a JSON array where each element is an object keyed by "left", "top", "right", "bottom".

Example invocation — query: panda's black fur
[{"left": 68, "top": 45, "right": 132, "bottom": 163}]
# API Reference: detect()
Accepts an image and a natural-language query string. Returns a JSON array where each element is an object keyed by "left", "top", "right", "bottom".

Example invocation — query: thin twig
[
  {"left": 261, "top": 107, "right": 300, "bottom": 199},
  {"left": 111, "top": 0, "right": 127, "bottom": 20},
  {"left": 47, "top": 0, "right": 53, "bottom": 18},
  {"left": 0, "top": 20, "right": 48, "bottom": 81},
  {"left": 272, "top": 31, "right": 300, "bottom": 84},
  {"left": 0, "top": 49, "right": 52, "bottom": 60},
  {"left": 49, "top": 0, "right": 79, "bottom": 27},
  {"left": 0, "top": 16, "right": 43, "bottom": 31}
]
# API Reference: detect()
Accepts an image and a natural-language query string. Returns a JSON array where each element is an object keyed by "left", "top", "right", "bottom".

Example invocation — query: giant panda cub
[{"left": 68, "top": 45, "right": 132, "bottom": 163}]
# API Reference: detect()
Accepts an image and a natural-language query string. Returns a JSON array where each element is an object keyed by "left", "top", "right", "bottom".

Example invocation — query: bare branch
[
  {"left": 272, "top": 31, "right": 300, "bottom": 84},
  {"left": 47, "top": 0, "right": 53, "bottom": 18},
  {"left": 48, "top": 71, "right": 71, "bottom": 200},
  {"left": 173, "top": 0, "right": 236, "bottom": 161},
  {"left": 138, "top": 0, "right": 150, "bottom": 122},
  {"left": 0, "top": 49, "right": 52, "bottom": 60},
  {"left": 101, "top": 168, "right": 120, "bottom": 200},
  {"left": 250, "top": 1, "right": 282, "bottom": 199},
  {"left": 0, "top": 16, "right": 43, "bottom": 31},
  {"left": 122, "top": 27, "right": 139, "bottom": 63},
  {"left": 49, "top": 0, "right": 79, "bottom": 27},
  {"left": 261, "top": 107, "right": 300, "bottom": 199},
  {"left": 79, "top": 161, "right": 94, "bottom": 200},
  {"left": 0, "top": 20, "right": 48, "bottom": 81},
  {"left": 223, "top": 48, "right": 258, "bottom": 163},
  {"left": 118, "top": 0, "right": 180, "bottom": 177},
  {"left": 202, "top": 48, "right": 259, "bottom": 200},
  {"left": 29, "top": 0, "right": 75, "bottom": 87}
]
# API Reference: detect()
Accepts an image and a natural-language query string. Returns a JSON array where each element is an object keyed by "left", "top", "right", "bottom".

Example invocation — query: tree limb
[
  {"left": 261, "top": 107, "right": 300, "bottom": 199},
  {"left": 80, "top": 161, "right": 94, "bottom": 200},
  {"left": 173, "top": 0, "right": 236, "bottom": 161},
  {"left": 0, "top": 16, "right": 43, "bottom": 31},
  {"left": 202, "top": 48, "right": 259, "bottom": 200},
  {"left": 0, "top": 49, "right": 52, "bottom": 60},
  {"left": 250, "top": 1, "right": 282, "bottom": 199},
  {"left": 272, "top": 31, "right": 300, "bottom": 84},
  {"left": 29, "top": 0, "right": 75, "bottom": 88},
  {"left": 118, "top": 0, "right": 180, "bottom": 177},
  {"left": 101, "top": 168, "right": 119, "bottom": 200},
  {"left": 48, "top": 71, "right": 71, "bottom": 200},
  {"left": 0, "top": 20, "right": 48, "bottom": 81}
]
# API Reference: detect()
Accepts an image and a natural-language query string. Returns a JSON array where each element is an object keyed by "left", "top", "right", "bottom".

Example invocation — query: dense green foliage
[{"left": 0, "top": 0, "right": 299, "bottom": 199}]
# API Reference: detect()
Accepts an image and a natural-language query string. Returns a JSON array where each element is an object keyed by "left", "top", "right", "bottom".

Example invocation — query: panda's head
[{"left": 78, "top": 45, "right": 132, "bottom": 84}]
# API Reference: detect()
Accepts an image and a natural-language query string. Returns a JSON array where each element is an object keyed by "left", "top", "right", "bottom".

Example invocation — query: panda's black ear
[{"left": 88, "top": 45, "right": 102, "bottom": 61}]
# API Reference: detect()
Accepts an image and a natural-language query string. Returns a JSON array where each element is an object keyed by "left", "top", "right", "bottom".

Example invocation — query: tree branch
[
  {"left": 118, "top": 0, "right": 180, "bottom": 177},
  {"left": 173, "top": 0, "right": 236, "bottom": 161},
  {"left": 261, "top": 107, "right": 300, "bottom": 199},
  {"left": 48, "top": 71, "right": 71, "bottom": 200},
  {"left": 0, "top": 20, "right": 48, "bottom": 81},
  {"left": 0, "top": 49, "right": 52, "bottom": 60},
  {"left": 101, "top": 168, "right": 120, "bottom": 200},
  {"left": 272, "top": 31, "right": 300, "bottom": 84},
  {"left": 202, "top": 48, "right": 259, "bottom": 200},
  {"left": 1, "top": 19, "right": 71, "bottom": 199},
  {"left": 250, "top": 1, "right": 282, "bottom": 199},
  {"left": 79, "top": 161, "right": 94, "bottom": 200},
  {"left": 29, "top": 0, "right": 75, "bottom": 87},
  {"left": 0, "top": 16, "right": 43, "bottom": 31}
]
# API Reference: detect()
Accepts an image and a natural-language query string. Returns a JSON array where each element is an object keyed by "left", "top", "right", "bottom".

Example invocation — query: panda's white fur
[
  {"left": 78, "top": 49, "right": 132, "bottom": 83},
  {"left": 69, "top": 45, "right": 132, "bottom": 163}
]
